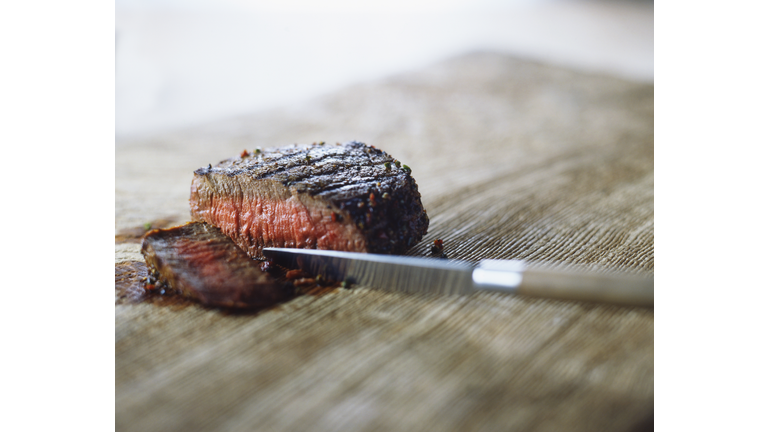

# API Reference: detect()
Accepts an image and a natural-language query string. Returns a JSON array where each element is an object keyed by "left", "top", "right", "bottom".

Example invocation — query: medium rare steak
[
  {"left": 141, "top": 222, "right": 293, "bottom": 308},
  {"left": 190, "top": 141, "right": 429, "bottom": 258}
]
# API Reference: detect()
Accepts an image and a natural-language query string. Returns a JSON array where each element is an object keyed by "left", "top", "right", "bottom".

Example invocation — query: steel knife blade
[{"left": 262, "top": 248, "right": 653, "bottom": 307}]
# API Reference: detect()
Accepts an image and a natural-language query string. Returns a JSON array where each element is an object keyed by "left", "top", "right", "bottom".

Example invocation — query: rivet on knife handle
[{"left": 472, "top": 259, "right": 654, "bottom": 307}]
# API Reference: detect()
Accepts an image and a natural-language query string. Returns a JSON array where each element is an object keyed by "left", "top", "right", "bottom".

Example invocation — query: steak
[
  {"left": 190, "top": 141, "right": 429, "bottom": 258},
  {"left": 141, "top": 222, "right": 293, "bottom": 308}
]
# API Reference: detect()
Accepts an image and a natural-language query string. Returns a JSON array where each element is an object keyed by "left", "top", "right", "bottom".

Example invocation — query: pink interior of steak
[
  {"left": 142, "top": 222, "right": 289, "bottom": 308},
  {"left": 190, "top": 178, "right": 367, "bottom": 258},
  {"left": 168, "top": 233, "right": 246, "bottom": 287}
]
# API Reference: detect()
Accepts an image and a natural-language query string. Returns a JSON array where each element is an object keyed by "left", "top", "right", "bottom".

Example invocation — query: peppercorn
[
  {"left": 429, "top": 239, "right": 447, "bottom": 258},
  {"left": 430, "top": 239, "right": 444, "bottom": 254},
  {"left": 341, "top": 277, "right": 355, "bottom": 289}
]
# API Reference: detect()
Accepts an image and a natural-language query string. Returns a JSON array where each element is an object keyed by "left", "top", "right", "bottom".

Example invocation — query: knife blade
[{"left": 262, "top": 248, "right": 654, "bottom": 307}]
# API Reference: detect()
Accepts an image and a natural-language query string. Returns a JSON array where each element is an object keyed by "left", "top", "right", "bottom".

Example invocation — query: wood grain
[{"left": 116, "top": 52, "right": 653, "bottom": 432}]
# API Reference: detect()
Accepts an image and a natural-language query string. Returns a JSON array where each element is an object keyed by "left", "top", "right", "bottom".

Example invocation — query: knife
[{"left": 262, "top": 248, "right": 653, "bottom": 307}]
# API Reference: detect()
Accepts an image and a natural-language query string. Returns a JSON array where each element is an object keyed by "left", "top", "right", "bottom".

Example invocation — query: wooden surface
[{"left": 116, "top": 52, "right": 654, "bottom": 431}]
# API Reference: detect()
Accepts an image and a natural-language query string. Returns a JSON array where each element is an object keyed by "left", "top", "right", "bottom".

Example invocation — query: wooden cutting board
[{"left": 116, "top": 52, "right": 653, "bottom": 432}]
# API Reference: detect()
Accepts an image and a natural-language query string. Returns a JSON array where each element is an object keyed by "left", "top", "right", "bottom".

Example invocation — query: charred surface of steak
[{"left": 190, "top": 141, "right": 429, "bottom": 258}]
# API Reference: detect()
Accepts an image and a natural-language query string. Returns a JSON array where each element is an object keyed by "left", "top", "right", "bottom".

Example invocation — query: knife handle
[{"left": 472, "top": 260, "right": 653, "bottom": 307}]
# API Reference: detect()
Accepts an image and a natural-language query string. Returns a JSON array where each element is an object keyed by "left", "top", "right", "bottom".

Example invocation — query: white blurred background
[{"left": 116, "top": 0, "right": 653, "bottom": 137}]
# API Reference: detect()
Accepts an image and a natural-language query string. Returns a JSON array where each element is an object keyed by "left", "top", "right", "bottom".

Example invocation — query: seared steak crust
[
  {"left": 141, "top": 222, "right": 293, "bottom": 308},
  {"left": 190, "top": 141, "right": 429, "bottom": 257}
]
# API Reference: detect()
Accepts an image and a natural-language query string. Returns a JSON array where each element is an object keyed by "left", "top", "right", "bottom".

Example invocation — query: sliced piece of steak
[
  {"left": 141, "top": 222, "right": 294, "bottom": 308},
  {"left": 190, "top": 141, "right": 429, "bottom": 258}
]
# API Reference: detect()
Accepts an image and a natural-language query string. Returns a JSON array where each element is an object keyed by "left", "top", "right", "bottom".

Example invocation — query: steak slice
[
  {"left": 190, "top": 141, "right": 429, "bottom": 258},
  {"left": 141, "top": 222, "right": 293, "bottom": 308}
]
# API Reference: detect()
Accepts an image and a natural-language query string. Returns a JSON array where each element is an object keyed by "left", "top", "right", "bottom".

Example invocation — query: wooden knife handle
[
  {"left": 517, "top": 268, "right": 654, "bottom": 307},
  {"left": 472, "top": 260, "right": 653, "bottom": 307}
]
